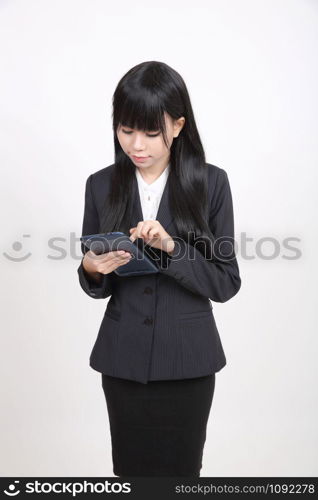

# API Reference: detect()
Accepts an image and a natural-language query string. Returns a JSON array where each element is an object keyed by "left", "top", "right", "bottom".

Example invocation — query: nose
[{"left": 131, "top": 132, "right": 146, "bottom": 151}]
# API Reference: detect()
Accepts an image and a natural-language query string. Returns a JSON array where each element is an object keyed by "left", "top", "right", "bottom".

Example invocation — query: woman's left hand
[{"left": 129, "top": 220, "right": 175, "bottom": 255}]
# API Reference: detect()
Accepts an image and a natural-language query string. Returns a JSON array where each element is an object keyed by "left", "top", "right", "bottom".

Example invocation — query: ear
[{"left": 173, "top": 116, "right": 185, "bottom": 137}]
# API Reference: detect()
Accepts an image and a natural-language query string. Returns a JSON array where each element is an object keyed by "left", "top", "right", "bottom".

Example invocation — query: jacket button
[
  {"left": 143, "top": 317, "right": 153, "bottom": 325},
  {"left": 143, "top": 287, "right": 153, "bottom": 295}
]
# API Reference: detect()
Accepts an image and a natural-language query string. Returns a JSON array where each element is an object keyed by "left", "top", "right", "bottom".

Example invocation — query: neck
[{"left": 137, "top": 160, "right": 169, "bottom": 184}]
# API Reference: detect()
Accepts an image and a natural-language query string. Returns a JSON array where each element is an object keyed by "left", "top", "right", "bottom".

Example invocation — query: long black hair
[{"left": 100, "top": 60, "right": 215, "bottom": 258}]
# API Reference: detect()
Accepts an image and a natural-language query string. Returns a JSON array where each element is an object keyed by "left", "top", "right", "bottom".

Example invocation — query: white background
[{"left": 0, "top": 0, "right": 317, "bottom": 476}]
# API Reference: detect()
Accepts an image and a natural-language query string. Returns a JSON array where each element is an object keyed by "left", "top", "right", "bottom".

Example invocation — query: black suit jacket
[{"left": 77, "top": 163, "right": 241, "bottom": 384}]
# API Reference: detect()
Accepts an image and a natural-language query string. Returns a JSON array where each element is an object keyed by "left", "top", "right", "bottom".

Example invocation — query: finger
[
  {"left": 129, "top": 225, "right": 139, "bottom": 242},
  {"left": 135, "top": 221, "right": 146, "bottom": 239},
  {"left": 101, "top": 255, "right": 131, "bottom": 273},
  {"left": 119, "top": 259, "right": 130, "bottom": 266},
  {"left": 144, "top": 221, "right": 161, "bottom": 239},
  {"left": 137, "top": 221, "right": 153, "bottom": 239},
  {"left": 107, "top": 250, "right": 128, "bottom": 258},
  {"left": 148, "top": 229, "right": 160, "bottom": 239},
  {"left": 97, "top": 251, "right": 130, "bottom": 263},
  {"left": 112, "top": 254, "right": 132, "bottom": 269}
]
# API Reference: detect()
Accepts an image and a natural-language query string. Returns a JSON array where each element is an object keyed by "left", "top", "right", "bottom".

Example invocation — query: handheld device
[{"left": 80, "top": 231, "right": 159, "bottom": 277}]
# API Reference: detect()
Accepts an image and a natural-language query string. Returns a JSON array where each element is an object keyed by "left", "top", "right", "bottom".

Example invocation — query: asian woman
[{"left": 77, "top": 60, "right": 241, "bottom": 477}]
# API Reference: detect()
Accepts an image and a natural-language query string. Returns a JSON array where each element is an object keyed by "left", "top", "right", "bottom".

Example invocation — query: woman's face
[{"left": 116, "top": 112, "right": 185, "bottom": 170}]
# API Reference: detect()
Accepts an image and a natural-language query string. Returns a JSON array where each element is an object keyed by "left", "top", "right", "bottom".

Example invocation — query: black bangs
[{"left": 113, "top": 84, "right": 170, "bottom": 148}]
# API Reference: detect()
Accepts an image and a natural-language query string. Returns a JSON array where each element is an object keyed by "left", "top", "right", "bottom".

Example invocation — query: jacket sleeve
[
  {"left": 77, "top": 174, "right": 113, "bottom": 299},
  {"left": 158, "top": 168, "right": 241, "bottom": 302}
]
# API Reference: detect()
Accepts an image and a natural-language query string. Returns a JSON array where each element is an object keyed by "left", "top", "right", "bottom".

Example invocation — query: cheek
[
  {"left": 153, "top": 137, "right": 168, "bottom": 152},
  {"left": 158, "top": 138, "right": 171, "bottom": 153}
]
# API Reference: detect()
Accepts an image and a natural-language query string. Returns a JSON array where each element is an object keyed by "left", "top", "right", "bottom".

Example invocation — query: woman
[{"left": 77, "top": 60, "right": 241, "bottom": 477}]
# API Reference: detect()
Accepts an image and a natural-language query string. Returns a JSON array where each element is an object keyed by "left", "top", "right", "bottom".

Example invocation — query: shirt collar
[{"left": 135, "top": 163, "right": 170, "bottom": 193}]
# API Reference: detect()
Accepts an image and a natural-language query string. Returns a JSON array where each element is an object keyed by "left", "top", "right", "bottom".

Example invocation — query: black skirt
[{"left": 101, "top": 373, "right": 216, "bottom": 477}]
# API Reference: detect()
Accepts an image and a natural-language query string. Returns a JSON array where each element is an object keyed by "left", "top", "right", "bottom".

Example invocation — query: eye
[{"left": 122, "top": 129, "right": 160, "bottom": 137}]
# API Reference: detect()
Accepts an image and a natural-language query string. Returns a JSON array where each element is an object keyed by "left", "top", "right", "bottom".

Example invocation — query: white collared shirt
[{"left": 135, "top": 163, "right": 170, "bottom": 221}]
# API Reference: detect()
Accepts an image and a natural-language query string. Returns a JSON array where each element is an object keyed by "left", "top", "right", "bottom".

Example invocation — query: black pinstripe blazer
[{"left": 77, "top": 163, "right": 241, "bottom": 384}]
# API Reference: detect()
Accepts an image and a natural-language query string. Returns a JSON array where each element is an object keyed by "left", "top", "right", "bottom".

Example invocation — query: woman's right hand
[{"left": 82, "top": 249, "right": 133, "bottom": 276}]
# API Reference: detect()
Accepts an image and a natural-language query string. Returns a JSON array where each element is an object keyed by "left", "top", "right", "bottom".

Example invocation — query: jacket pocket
[
  {"left": 178, "top": 310, "right": 213, "bottom": 322},
  {"left": 178, "top": 313, "right": 226, "bottom": 374}
]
